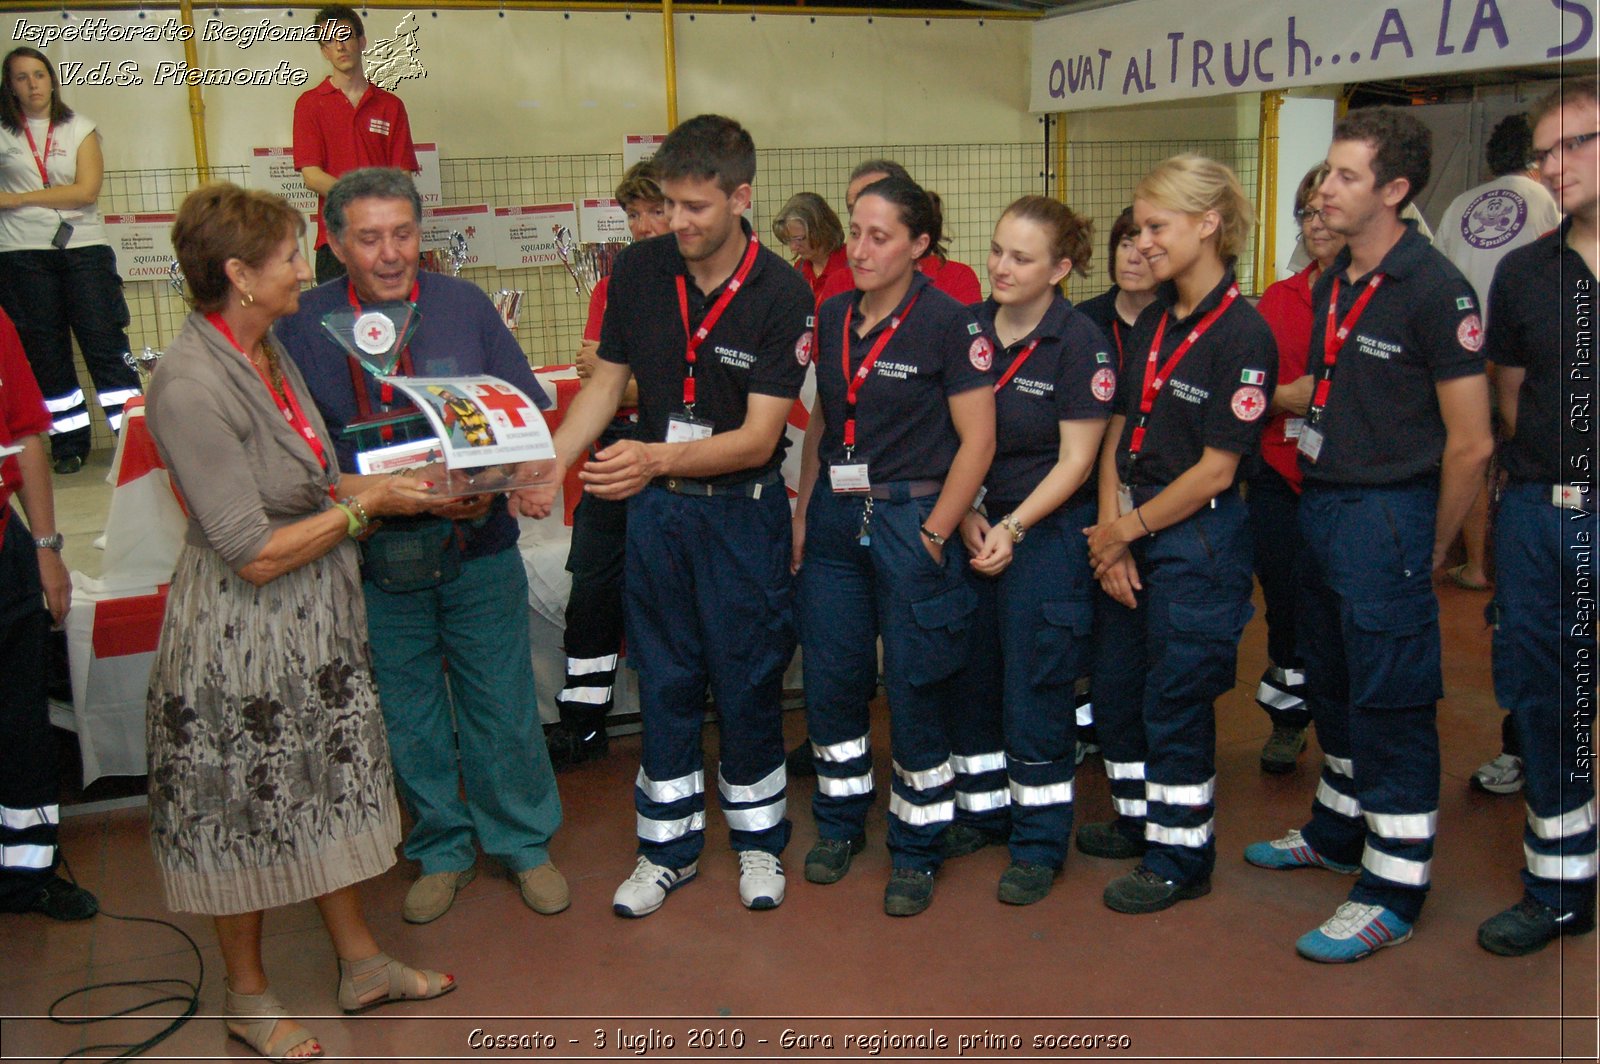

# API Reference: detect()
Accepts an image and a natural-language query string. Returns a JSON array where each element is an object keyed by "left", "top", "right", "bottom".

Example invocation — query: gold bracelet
[
  {"left": 345, "top": 496, "right": 372, "bottom": 529},
  {"left": 999, "top": 513, "right": 1026, "bottom": 543}
]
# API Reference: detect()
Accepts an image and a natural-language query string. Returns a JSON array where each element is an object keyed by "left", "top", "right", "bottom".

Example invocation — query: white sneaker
[
  {"left": 1471, "top": 753, "right": 1524, "bottom": 795},
  {"left": 612, "top": 856, "right": 696, "bottom": 918},
  {"left": 737, "top": 850, "right": 785, "bottom": 910}
]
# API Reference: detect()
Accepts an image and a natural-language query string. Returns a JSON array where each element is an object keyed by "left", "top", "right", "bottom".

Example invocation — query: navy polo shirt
[
  {"left": 277, "top": 270, "right": 549, "bottom": 559},
  {"left": 975, "top": 292, "right": 1114, "bottom": 510},
  {"left": 1300, "top": 224, "right": 1485, "bottom": 487},
  {"left": 814, "top": 270, "right": 994, "bottom": 484},
  {"left": 1075, "top": 284, "right": 1133, "bottom": 370},
  {"left": 598, "top": 221, "right": 812, "bottom": 486},
  {"left": 1112, "top": 270, "right": 1277, "bottom": 488},
  {"left": 1489, "top": 219, "right": 1596, "bottom": 487}
]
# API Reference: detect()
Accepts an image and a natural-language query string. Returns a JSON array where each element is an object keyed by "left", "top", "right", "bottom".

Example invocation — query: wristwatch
[
  {"left": 35, "top": 532, "right": 64, "bottom": 551},
  {"left": 999, "top": 513, "right": 1026, "bottom": 543}
]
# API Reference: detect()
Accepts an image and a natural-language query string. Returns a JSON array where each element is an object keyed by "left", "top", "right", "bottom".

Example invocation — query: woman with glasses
[
  {"left": 1246, "top": 163, "right": 1346, "bottom": 776},
  {"left": 773, "top": 191, "right": 850, "bottom": 310}
]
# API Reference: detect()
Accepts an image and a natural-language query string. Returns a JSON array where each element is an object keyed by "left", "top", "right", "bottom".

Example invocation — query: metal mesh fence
[
  {"left": 84, "top": 134, "right": 1260, "bottom": 453},
  {"left": 1061, "top": 137, "right": 1262, "bottom": 305}
]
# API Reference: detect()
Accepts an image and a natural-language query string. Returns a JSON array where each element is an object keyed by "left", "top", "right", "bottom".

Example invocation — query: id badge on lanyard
[
  {"left": 1117, "top": 484, "right": 1135, "bottom": 516},
  {"left": 1300, "top": 274, "right": 1383, "bottom": 464},
  {"left": 830, "top": 462, "right": 870, "bottom": 494},
  {"left": 666, "top": 413, "right": 714, "bottom": 443}
]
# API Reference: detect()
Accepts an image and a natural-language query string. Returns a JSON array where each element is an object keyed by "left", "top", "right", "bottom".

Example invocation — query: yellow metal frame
[
  {"left": 1254, "top": 90, "right": 1283, "bottom": 294},
  {"left": 178, "top": 0, "right": 209, "bottom": 181},
  {"left": 1052, "top": 114, "right": 1068, "bottom": 203}
]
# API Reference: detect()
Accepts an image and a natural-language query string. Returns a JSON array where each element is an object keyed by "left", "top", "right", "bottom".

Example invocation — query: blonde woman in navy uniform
[
  {"left": 1081, "top": 155, "right": 1276, "bottom": 914},
  {"left": 942, "top": 196, "right": 1115, "bottom": 905},
  {"left": 793, "top": 175, "right": 995, "bottom": 917}
]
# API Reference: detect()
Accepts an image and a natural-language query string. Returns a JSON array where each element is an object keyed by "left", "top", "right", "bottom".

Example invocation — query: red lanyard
[
  {"left": 992, "top": 338, "right": 1042, "bottom": 394},
  {"left": 22, "top": 121, "right": 52, "bottom": 188},
  {"left": 346, "top": 280, "right": 421, "bottom": 435},
  {"left": 1110, "top": 320, "right": 1124, "bottom": 369},
  {"left": 840, "top": 293, "right": 921, "bottom": 451},
  {"left": 1308, "top": 274, "right": 1384, "bottom": 421},
  {"left": 1127, "top": 284, "right": 1239, "bottom": 457},
  {"left": 207, "top": 313, "right": 333, "bottom": 489},
  {"left": 674, "top": 236, "right": 761, "bottom": 410}
]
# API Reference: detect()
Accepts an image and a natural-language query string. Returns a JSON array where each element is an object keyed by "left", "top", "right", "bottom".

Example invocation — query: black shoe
[
  {"left": 1103, "top": 865, "right": 1211, "bottom": 914},
  {"left": 997, "top": 861, "right": 1058, "bottom": 906},
  {"left": 52, "top": 455, "right": 84, "bottom": 475},
  {"left": 1076, "top": 818, "right": 1148, "bottom": 860},
  {"left": 546, "top": 721, "right": 608, "bottom": 773},
  {"left": 804, "top": 836, "right": 865, "bottom": 884},
  {"left": 785, "top": 741, "right": 816, "bottom": 779},
  {"left": 1478, "top": 896, "right": 1597, "bottom": 957},
  {"left": 883, "top": 868, "right": 934, "bottom": 916},
  {"left": 1259, "top": 723, "right": 1309, "bottom": 774},
  {"left": 8, "top": 876, "right": 99, "bottom": 920},
  {"left": 943, "top": 822, "right": 1006, "bottom": 859}
]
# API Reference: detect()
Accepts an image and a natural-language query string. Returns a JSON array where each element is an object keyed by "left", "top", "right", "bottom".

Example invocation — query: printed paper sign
[
  {"left": 420, "top": 204, "right": 491, "bottom": 269},
  {"left": 492, "top": 203, "right": 578, "bottom": 270},
  {"left": 623, "top": 133, "right": 667, "bottom": 169},
  {"left": 103, "top": 213, "right": 177, "bottom": 282},
  {"left": 249, "top": 147, "right": 317, "bottom": 215},
  {"left": 414, "top": 142, "right": 442, "bottom": 208},
  {"left": 579, "top": 197, "right": 629, "bottom": 243}
]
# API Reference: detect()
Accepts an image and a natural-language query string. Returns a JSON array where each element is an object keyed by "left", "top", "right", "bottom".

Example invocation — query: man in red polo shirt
[
  {"left": 293, "top": 4, "right": 420, "bottom": 284},
  {"left": 0, "top": 306, "right": 96, "bottom": 922}
]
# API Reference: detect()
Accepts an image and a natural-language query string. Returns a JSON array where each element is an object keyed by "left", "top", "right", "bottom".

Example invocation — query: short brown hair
[
  {"left": 1531, "top": 76, "right": 1599, "bottom": 127},
  {"left": 1001, "top": 195, "right": 1093, "bottom": 278},
  {"left": 173, "top": 183, "right": 305, "bottom": 313},
  {"left": 1295, "top": 162, "right": 1330, "bottom": 214},
  {"left": 1332, "top": 107, "right": 1431, "bottom": 209},
  {"left": 614, "top": 160, "right": 663, "bottom": 209},
  {"left": 1105, "top": 207, "right": 1137, "bottom": 282}
]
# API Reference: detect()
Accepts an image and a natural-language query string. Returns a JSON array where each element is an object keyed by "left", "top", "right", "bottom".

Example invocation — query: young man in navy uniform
[
  {"left": 1475, "top": 77, "right": 1598, "bottom": 956},
  {"left": 1245, "top": 108, "right": 1494, "bottom": 962},
  {"left": 549, "top": 115, "right": 813, "bottom": 917}
]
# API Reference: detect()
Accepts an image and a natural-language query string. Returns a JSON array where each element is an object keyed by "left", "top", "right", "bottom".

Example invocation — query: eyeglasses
[
  {"left": 1293, "top": 207, "right": 1324, "bottom": 223},
  {"left": 1528, "top": 130, "right": 1600, "bottom": 170}
]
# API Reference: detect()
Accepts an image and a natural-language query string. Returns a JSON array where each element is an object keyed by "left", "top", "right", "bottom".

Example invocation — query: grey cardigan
[{"left": 145, "top": 312, "right": 345, "bottom": 573}]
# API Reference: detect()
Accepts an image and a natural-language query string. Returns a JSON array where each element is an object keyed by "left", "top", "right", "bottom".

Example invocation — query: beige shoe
[
  {"left": 402, "top": 868, "right": 477, "bottom": 924},
  {"left": 516, "top": 862, "right": 570, "bottom": 914}
]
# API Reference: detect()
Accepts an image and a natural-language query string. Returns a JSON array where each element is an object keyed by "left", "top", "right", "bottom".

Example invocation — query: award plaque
[
  {"left": 379, "top": 375, "right": 557, "bottom": 498},
  {"left": 320, "top": 301, "right": 431, "bottom": 454}
]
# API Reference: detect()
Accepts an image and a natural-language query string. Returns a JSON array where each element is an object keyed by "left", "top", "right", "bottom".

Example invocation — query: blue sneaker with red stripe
[
  {"left": 1244, "top": 829, "right": 1359, "bottom": 874},
  {"left": 1296, "top": 901, "right": 1413, "bottom": 963}
]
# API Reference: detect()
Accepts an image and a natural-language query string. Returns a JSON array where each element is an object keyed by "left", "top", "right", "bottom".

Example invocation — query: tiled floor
[{"left": 4, "top": 463, "right": 1596, "bottom": 1062}]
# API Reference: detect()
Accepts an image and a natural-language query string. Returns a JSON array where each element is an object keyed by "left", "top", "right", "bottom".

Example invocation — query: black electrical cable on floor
[{"left": 44, "top": 852, "right": 204, "bottom": 1061}]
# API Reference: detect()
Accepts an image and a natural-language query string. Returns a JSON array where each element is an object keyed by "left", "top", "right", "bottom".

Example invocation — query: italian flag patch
[
  {"left": 1240, "top": 369, "right": 1266, "bottom": 385},
  {"left": 967, "top": 322, "right": 982, "bottom": 335}
]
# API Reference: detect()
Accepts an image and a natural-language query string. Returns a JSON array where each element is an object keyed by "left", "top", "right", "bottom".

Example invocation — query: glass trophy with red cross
[{"left": 319, "top": 301, "right": 438, "bottom": 471}]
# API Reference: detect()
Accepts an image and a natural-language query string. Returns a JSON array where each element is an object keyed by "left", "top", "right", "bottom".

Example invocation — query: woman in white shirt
[{"left": 0, "top": 47, "right": 138, "bottom": 475}]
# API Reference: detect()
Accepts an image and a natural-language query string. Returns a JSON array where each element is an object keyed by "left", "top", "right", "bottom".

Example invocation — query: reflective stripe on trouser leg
[
  {"left": 97, "top": 386, "right": 139, "bottom": 432},
  {"left": 1494, "top": 486, "right": 1599, "bottom": 914},
  {"left": 1295, "top": 495, "right": 1366, "bottom": 867},
  {"left": 874, "top": 495, "right": 969, "bottom": 872},
  {"left": 1139, "top": 496, "right": 1252, "bottom": 885},
  {"left": 992, "top": 504, "right": 1092, "bottom": 869},
  {"left": 0, "top": 802, "right": 59, "bottom": 877},
  {"left": 718, "top": 763, "right": 789, "bottom": 844},
  {"left": 946, "top": 574, "right": 1009, "bottom": 833},
  {"left": 1347, "top": 702, "right": 1440, "bottom": 920},
  {"left": 1257, "top": 663, "right": 1308, "bottom": 716},
  {"left": 800, "top": 489, "right": 882, "bottom": 843},
  {"left": 1091, "top": 588, "right": 1149, "bottom": 830}
]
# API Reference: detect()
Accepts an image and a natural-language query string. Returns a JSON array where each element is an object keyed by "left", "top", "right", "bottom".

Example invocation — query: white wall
[{"left": 30, "top": 8, "right": 1037, "bottom": 173}]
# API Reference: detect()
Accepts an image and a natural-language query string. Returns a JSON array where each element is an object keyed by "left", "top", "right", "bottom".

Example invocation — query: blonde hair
[{"left": 1135, "top": 154, "right": 1254, "bottom": 263}]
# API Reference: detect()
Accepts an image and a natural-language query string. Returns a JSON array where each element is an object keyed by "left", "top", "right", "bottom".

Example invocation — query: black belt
[
  {"left": 652, "top": 470, "right": 782, "bottom": 499},
  {"left": 867, "top": 479, "right": 942, "bottom": 500}
]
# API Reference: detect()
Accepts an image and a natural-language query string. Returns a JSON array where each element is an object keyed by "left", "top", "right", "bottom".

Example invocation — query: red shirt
[
  {"left": 0, "top": 307, "right": 50, "bottom": 525},
  {"left": 1254, "top": 262, "right": 1320, "bottom": 490},
  {"left": 584, "top": 276, "right": 610, "bottom": 342},
  {"left": 919, "top": 256, "right": 983, "bottom": 305},
  {"left": 804, "top": 248, "right": 854, "bottom": 310},
  {"left": 293, "top": 77, "right": 420, "bottom": 248}
]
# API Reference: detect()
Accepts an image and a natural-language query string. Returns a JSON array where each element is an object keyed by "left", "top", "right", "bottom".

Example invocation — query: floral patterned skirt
[{"left": 146, "top": 541, "right": 401, "bottom": 915}]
